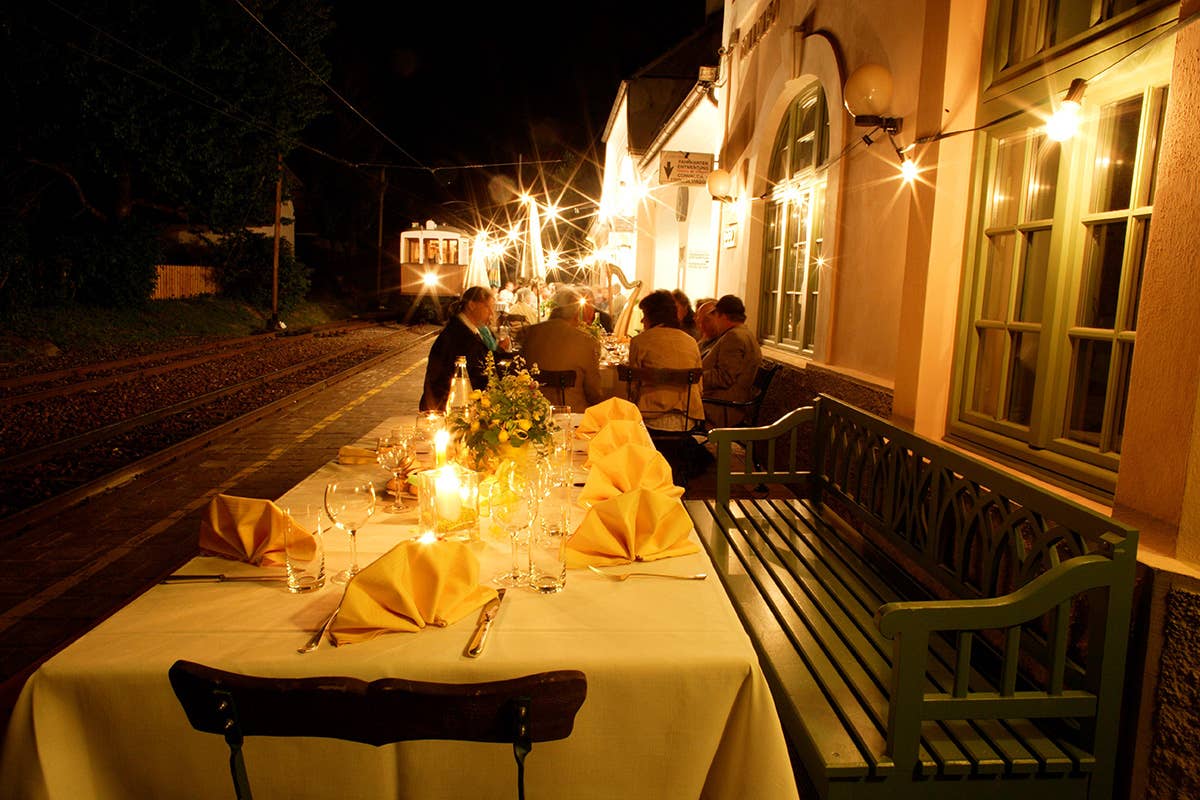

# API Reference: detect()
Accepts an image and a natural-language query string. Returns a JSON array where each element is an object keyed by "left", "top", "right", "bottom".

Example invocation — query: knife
[
  {"left": 161, "top": 573, "right": 289, "bottom": 584},
  {"left": 464, "top": 588, "right": 506, "bottom": 658}
]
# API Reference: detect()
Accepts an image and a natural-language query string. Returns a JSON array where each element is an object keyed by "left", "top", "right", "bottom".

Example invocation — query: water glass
[
  {"left": 530, "top": 485, "right": 571, "bottom": 593},
  {"left": 283, "top": 505, "right": 325, "bottom": 593}
]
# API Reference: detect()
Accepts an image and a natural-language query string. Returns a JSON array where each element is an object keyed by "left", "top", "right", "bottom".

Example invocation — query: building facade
[{"left": 597, "top": 0, "right": 1200, "bottom": 795}]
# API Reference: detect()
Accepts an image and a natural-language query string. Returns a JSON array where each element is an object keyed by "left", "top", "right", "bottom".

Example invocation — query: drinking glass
[
  {"left": 283, "top": 505, "right": 325, "bottom": 593},
  {"left": 549, "top": 405, "right": 574, "bottom": 486},
  {"left": 492, "top": 460, "right": 539, "bottom": 587},
  {"left": 376, "top": 432, "right": 412, "bottom": 513},
  {"left": 324, "top": 480, "right": 376, "bottom": 584},
  {"left": 530, "top": 484, "right": 571, "bottom": 593},
  {"left": 413, "top": 411, "right": 445, "bottom": 469}
]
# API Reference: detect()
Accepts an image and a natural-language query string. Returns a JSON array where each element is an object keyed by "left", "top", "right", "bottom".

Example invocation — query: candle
[
  {"left": 434, "top": 429, "right": 450, "bottom": 467},
  {"left": 434, "top": 466, "right": 463, "bottom": 521},
  {"left": 417, "top": 530, "right": 439, "bottom": 545}
]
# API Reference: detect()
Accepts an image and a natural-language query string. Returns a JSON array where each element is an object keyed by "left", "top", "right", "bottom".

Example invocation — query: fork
[
  {"left": 297, "top": 584, "right": 351, "bottom": 654},
  {"left": 587, "top": 564, "right": 707, "bottom": 581}
]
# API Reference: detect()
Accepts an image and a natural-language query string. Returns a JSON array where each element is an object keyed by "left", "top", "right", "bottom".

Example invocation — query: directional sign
[{"left": 659, "top": 151, "right": 714, "bottom": 186}]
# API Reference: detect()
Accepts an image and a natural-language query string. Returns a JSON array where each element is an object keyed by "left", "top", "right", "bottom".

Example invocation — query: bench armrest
[
  {"left": 875, "top": 553, "right": 1121, "bottom": 638},
  {"left": 710, "top": 406, "right": 815, "bottom": 504}
]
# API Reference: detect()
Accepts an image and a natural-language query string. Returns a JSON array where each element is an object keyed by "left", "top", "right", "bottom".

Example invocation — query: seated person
[
  {"left": 701, "top": 295, "right": 762, "bottom": 427},
  {"left": 672, "top": 290, "right": 701, "bottom": 341},
  {"left": 420, "top": 286, "right": 510, "bottom": 411},
  {"left": 694, "top": 299, "right": 719, "bottom": 358},
  {"left": 627, "top": 290, "right": 704, "bottom": 432},
  {"left": 580, "top": 287, "right": 614, "bottom": 333},
  {"left": 519, "top": 288, "right": 605, "bottom": 413},
  {"left": 505, "top": 287, "right": 539, "bottom": 325}
]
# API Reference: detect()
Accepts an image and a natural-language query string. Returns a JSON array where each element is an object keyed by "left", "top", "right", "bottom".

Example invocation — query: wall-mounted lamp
[
  {"left": 707, "top": 168, "right": 735, "bottom": 203},
  {"left": 1046, "top": 78, "right": 1087, "bottom": 142},
  {"left": 844, "top": 63, "right": 902, "bottom": 136}
]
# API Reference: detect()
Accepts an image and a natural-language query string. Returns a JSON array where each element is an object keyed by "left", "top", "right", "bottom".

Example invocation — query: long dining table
[{"left": 0, "top": 417, "right": 798, "bottom": 800}]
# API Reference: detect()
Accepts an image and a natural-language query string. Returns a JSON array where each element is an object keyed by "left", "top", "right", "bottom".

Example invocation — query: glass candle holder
[{"left": 415, "top": 462, "right": 479, "bottom": 542}]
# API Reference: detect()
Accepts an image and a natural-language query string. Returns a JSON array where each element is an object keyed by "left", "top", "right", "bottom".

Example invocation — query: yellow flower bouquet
[{"left": 447, "top": 353, "right": 556, "bottom": 473}]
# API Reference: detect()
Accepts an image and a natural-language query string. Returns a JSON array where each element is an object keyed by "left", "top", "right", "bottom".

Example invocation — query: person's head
[
  {"left": 578, "top": 286, "right": 598, "bottom": 324},
  {"left": 456, "top": 285, "right": 496, "bottom": 326},
  {"left": 695, "top": 300, "right": 718, "bottom": 339},
  {"left": 638, "top": 290, "right": 681, "bottom": 329},
  {"left": 516, "top": 287, "right": 534, "bottom": 303},
  {"left": 548, "top": 287, "right": 582, "bottom": 322},
  {"left": 710, "top": 294, "right": 747, "bottom": 334},
  {"left": 671, "top": 289, "right": 694, "bottom": 326},
  {"left": 504, "top": 281, "right": 515, "bottom": 291}
]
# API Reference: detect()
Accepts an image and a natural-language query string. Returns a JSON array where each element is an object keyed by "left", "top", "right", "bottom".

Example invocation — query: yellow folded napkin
[
  {"left": 584, "top": 419, "right": 654, "bottom": 468},
  {"left": 564, "top": 488, "right": 699, "bottom": 568},
  {"left": 578, "top": 442, "right": 683, "bottom": 507},
  {"left": 198, "top": 494, "right": 311, "bottom": 566},
  {"left": 338, "top": 445, "right": 378, "bottom": 465},
  {"left": 576, "top": 397, "right": 643, "bottom": 438},
  {"left": 330, "top": 539, "right": 497, "bottom": 645}
]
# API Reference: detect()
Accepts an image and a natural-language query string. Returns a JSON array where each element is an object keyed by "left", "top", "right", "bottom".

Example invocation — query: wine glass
[
  {"left": 324, "top": 480, "right": 376, "bottom": 584},
  {"left": 376, "top": 432, "right": 412, "bottom": 513},
  {"left": 492, "top": 460, "right": 539, "bottom": 587}
]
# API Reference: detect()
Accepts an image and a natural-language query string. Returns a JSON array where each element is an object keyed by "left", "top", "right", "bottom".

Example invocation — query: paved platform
[{"left": 0, "top": 331, "right": 739, "bottom": 732}]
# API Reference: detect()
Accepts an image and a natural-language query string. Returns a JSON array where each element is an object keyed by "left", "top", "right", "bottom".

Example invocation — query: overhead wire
[{"left": 230, "top": 0, "right": 426, "bottom": 171}]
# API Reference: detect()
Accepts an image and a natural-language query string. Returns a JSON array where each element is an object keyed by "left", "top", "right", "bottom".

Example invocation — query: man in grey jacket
[
  {"left": 520, "top": 288, "right": 606, "bottom": 412},
  {"left": 701, "top": 295, "right": 762, "bottom": 427}
]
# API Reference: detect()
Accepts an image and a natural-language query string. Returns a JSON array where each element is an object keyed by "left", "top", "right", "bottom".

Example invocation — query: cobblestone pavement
[{"left": 0, "top": 330, "right": 734, "bottom": 733}]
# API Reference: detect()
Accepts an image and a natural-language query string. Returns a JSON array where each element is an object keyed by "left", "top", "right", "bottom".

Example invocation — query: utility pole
[
  {"left": 270, "top": 152, "right": 283, "bottom": 330},
  {"left": 376, "top": 166, "right": 387, "bottom": 309}
]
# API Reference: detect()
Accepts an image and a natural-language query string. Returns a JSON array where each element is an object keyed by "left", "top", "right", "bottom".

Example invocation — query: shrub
[{"left": 213, "top": 231, "right": 311, "bottom": 312}]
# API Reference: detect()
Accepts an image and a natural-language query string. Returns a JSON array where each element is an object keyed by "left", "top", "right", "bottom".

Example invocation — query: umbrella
[
  {"left": 464, "top": 234, "right": 491, "bottom": 290},
  {"left": 520, "top": 199, "right": 546, "bottom": 284}
]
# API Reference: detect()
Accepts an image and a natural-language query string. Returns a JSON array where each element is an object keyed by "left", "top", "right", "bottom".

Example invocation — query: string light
[
  {"left": 1046, "top": 78, "right": 1088, "bottom": 142},
  {"left": 899, "top": 158, "right": 919, "bottom": 183}
]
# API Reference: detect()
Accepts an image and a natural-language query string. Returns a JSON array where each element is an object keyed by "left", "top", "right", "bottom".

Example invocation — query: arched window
[{"left": 759, "top": 84, "right": 829, "bottom": 355}]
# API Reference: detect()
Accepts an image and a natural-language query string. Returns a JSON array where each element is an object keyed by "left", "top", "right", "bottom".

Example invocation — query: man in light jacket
[{"left": 519, "top": 288, "right": 605, "bottom": 412}]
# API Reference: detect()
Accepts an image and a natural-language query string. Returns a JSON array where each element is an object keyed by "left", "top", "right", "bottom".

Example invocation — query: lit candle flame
[{"left": 434, "top": 429, "right": 450, "bottom": 467}]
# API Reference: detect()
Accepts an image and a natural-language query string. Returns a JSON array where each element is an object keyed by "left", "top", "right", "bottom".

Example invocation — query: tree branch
[{"left": 26, "top": 159, "right": 108, "bottom": 223}]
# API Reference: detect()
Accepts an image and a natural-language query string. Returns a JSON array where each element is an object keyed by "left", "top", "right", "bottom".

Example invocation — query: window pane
[
  {"left": 1091, "top": 96, "right": 1142, "bottom": 213},
  {"left": 1127, "top": 218, "right": 1148, "bottom": 331},
  {"left": 804, "top": 236, "right": 822, "bottom": 350},
  {"left": 759, "top": 202, "right": 783, "bottom": 341},
  {"left": 1016, "top": 229, "right": 1050, "bottom": 322},
  {"left": 768, "top": 126, "right": 789, "bottom": 183},
  {"left": 1078, "top": 221, "right": 1126, "bottom": 329},
  {"left": 1147, "top": 87, "right": 1167, "bottom": 204},
  {"left": 971, "top": 329, "right": 1006, "bottom": 418},
  {"left": 1048, "top": 0, "right": 1091, "bottom": 46},
  {"left": 1111, "top": 343, "right": 1134, "bottom": 453},
  {"left": 1006, "top": 332, "right": 1039, "bottom": 425},
  {"left": 1026, "top": 135, "right": 1060, "bottom": 220},
  {"left": 792, "top": 101, "right": 816, "bottom": 173},
  {"left": 990, "top": 139, "right": 1025, "bottom": 227},
  {"left": 982, "top": 233, "right": 1015, "bottom": 321},
  {"left": 1066, "top": 338, "right": 1112, "bottom": 446}
]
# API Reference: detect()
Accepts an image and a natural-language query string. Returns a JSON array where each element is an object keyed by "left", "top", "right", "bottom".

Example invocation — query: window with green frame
[
  {"left": 992, "top": 0, "right": 1158, "bottom": 74},
  {"left": 953, "top": 81, "right": 1167, "bottom": 490},
  {"left": 759, "top": 84, "right": 829, "bottom": 355}
]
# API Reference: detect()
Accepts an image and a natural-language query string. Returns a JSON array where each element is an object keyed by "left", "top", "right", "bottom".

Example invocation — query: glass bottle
[{"left": 447, "top": 356, "right": 473, "bottom": 418}]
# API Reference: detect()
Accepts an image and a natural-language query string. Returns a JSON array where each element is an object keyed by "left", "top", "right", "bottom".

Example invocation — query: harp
[{"left": 601, "top": 263, "right": 642, "bottom": 341}]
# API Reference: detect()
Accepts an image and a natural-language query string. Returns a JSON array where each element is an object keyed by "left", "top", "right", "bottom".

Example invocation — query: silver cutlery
[
  {"left": 297, "top": 584, "right": 351, "bottom": 654},
  {"left": 464, "top": 588, "right": 506, "bottom": 658},
  {"left": 161, "top": 573, "right": 288, "bottom": 584},
  {"left": 587, "top": 565, "right": 707, "bottom": 582}
]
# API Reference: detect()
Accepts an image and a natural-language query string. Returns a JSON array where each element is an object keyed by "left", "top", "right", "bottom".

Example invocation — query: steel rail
[{"left": 0, "top": 328, "right": 437, "bottom": 540}]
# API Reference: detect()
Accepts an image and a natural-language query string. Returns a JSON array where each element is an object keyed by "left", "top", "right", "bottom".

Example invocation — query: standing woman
[{"left": 420, "top": 286, "right": 508, "bottom": 411}]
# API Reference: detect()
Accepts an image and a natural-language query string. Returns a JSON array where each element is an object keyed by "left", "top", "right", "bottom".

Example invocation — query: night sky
[{"left": 310, "top": 1, "right": 712, "bottom": 217}]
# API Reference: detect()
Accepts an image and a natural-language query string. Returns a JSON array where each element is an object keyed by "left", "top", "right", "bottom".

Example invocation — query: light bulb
[
  {"left": 1046, "top": 100, "right": 1081, "bottom": 142},
  {"left": 900, "top": 159, "right": 919, "bottom": 183}
]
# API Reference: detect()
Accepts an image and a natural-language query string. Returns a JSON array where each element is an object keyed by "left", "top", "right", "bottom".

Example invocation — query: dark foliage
[{"left": 213, "top": 231, "right": 311, "bottom": 312}]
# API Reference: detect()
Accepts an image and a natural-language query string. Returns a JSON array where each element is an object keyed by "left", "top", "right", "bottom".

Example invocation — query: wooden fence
[{"left": 152, "top": 265, "right": 219, "bottom": 300}]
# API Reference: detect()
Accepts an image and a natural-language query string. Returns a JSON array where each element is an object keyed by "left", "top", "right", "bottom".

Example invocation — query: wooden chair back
[
  {"left": 169, "top": 660, "right": 587, "bottom": 800},
  {"left": 535, "top": 368, "right": 577, "bottom": 406}
]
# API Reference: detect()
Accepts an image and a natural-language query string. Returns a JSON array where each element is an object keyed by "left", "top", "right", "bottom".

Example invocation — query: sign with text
[
  {"left": 722, "top": 222, "right": 738, "bottom": 249},
  {"left": 687, "top": 249, "right": 712, "bottom": 269},
  {"left": 659, "top": 151, "right": 714, "bottom": 186}
]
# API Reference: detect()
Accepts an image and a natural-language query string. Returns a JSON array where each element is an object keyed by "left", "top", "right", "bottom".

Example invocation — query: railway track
[{"left": 0, "top": 323, "right": 436, "bottom": 536}]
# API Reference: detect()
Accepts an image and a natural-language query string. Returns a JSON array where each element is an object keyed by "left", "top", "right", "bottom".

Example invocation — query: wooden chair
[
  {"left": 702, "top": 361, "right": 781, "bottom": 429},
  {"left": 616, "top": 365, "right": 708, "bottom": 485},
  {"left": 169, "top": 660, "right": 587, "bottom": 800},
  {"left": 535, "top": 368, "right": 577, "bottom": 406}
]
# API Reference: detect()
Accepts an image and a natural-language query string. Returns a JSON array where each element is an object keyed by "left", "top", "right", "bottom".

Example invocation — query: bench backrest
[{"left": 808, "top": 395, "right": 1137, "bottom": 600}]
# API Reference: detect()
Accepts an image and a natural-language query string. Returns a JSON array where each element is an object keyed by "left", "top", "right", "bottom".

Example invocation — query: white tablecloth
[{"left": 0, "top": 421, "right": 798, "bottom": 800}]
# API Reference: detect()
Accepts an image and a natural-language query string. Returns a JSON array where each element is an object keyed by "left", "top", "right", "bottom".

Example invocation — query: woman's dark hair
[
  {"left": 639, "top": 289, "right": 681, "bottom": 329},
  {"left": 449, "top": 285, "right": 493, "bottom": 316},
  {"left": 671, "top": 289, "right": 695, "bottom": 327}
]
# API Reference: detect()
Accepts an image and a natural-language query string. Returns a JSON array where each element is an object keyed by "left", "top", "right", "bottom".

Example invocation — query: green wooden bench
[{"left": 685, "top": 395, "right": 1137, "bottom": 800}]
